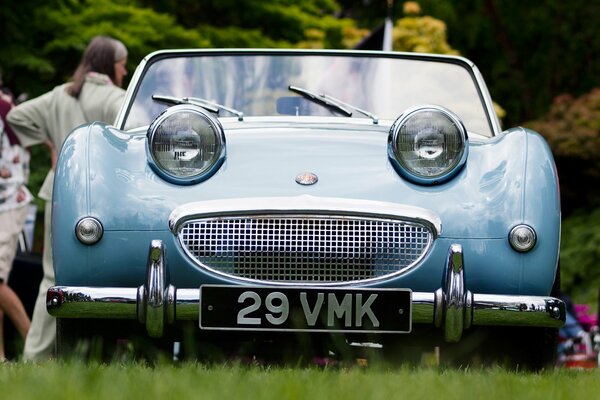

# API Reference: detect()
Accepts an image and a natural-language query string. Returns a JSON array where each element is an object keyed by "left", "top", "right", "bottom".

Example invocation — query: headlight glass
[
  {"left": 389, "top": 106, "right": 468, "bottom": 184},
  {"left": 147, "top": 105, "right": 225, "bottom": 183}
]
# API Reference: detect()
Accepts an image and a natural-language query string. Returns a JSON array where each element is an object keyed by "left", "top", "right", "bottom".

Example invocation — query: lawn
[{"left": 1, "top": 361, "right": 598, "bottom": 400}]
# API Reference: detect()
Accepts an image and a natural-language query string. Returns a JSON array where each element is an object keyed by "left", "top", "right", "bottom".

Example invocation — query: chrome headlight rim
[
  {"left": 146, "top": 105, "right": 226, "bottom": 185},
  {"left": 388, "top": 105, "right": 469, "bottom": 185},
  {"left": 508, "top": 224, "right": 537, "bottom": 253},
  {"left": 75, "top": 217, "right": 104, "bottom": 245}
]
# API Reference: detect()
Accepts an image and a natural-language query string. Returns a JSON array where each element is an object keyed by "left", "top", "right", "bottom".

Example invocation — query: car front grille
[{"left": 178, "top": 215, "right": 433, "bottom": 283}]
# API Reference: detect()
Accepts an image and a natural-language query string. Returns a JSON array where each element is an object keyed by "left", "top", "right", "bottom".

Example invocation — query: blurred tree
[
  {"left": 392, "top": 1, "right": 458, "bottom": 55},
  {"left": 526, "top": 88, "right": 600, "bottom": 214},
  {"left": 0, "top": 0, "right": 57, "bottom": 96},
  {"left": 135, "top": 0, "right": 363, "bottom": 49},
  {"left": 560, "top": 206, "right": 600, "bottom": 305}
]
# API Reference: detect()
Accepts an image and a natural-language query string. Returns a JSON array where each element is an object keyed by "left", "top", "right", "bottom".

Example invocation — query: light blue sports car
[{"left": 48, "top": 49, "right": 565, "bottom": 367}]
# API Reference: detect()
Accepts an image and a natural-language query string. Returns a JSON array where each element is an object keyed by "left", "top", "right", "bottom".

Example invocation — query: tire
[
  {"left": 56, "top": 318, "right": 117, "bottom": 361},
  {"left": 56, "top": 318, "right": 173, "bottom": 362},
  {"left": 440, "top": 326, "right": 557, "bottom": 370}
]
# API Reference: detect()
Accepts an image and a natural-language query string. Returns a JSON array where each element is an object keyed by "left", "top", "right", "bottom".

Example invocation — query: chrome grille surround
[
  {"left": 173, "top": 196, "right": 439, "bottom": 285},
  {"left": 179, "top": 215, "right": 432, "bottom": 284}
]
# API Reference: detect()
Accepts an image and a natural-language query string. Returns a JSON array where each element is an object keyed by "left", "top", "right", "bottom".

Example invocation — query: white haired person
[
  {"left": 0, "top": 92, "right": 32, "bottom": 362},
  {"left": 7, "top": 36, "right": 128, "bottom": 360}
]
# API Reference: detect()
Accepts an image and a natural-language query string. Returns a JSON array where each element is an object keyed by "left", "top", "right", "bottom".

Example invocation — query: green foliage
[
  {"left": 392, "top": 3, "right": 458, "bottom": 55},
  {"left": 136, "top": 0, "right": 355, "bottom": 49},
  {"left": 393, "top": 15, "right": 456, "bottom": 54},
  {"left": 526, "top": 88, "right": 600, "bottom": 213},
  {"left": 0, "top": 0, "right": 59, "bottom": 94},
  {"left": 560, "top": 207, "right": 600, "bottom": 305},
  {"left": 41, "top": 0, "right": 209, "bottom": 52},
  {"left": 196, "top": 26, "right": 288, "bottom": 48}
]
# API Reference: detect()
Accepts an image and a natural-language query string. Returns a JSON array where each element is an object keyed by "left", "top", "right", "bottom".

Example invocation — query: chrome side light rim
[
  {"left": 508, "top": 224, "right": 537, "bottom": 252},
  {"left": 75, "top": 217, "right": 104, "bottom": 245},
  {"left": 388, "top": 105, "right": 468, "bottom": 185},
  {"left": 146, "top": 104, "right": 226, "bottom": 185}
]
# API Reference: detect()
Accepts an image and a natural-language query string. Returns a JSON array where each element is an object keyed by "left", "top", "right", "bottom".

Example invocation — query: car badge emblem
[{"left": 295, "top": 172, "right": 318, "bottom": 185}]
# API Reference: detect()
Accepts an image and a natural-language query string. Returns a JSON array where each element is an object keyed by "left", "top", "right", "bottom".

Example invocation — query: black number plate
[{"left": 200, "top": 285, "right": 412, "bottom": 333}]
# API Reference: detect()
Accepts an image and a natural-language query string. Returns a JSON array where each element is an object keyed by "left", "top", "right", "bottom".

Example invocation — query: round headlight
[
  {"left": 389, "top": 105, "right": 468, "bottom": 185},
  {"left": 147, "top": 105, "right": 226, "bottom": 184}
]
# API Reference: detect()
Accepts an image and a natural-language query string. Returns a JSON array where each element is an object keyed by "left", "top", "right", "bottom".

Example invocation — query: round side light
[
  {"left": 508, "top": 224, "right": 537, "bottom": 252},
  {"left": 76, "top": 217, "right": 104, "bottom": 245}
]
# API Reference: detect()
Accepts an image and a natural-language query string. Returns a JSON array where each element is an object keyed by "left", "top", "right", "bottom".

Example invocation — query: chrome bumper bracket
[{"left": 138, "top": 240, "right": 176, "bottom": 338}]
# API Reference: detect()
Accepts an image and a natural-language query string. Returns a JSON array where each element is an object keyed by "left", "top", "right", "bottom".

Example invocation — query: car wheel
[
  {"left": 56, "top": 318, "right": 172, "bottom": 362},
  {"left": 440, "top": 326, "right": 557, "bottom": 370},
  {"left": 56, "top": 318, "right": 117, "bottom": 361}
]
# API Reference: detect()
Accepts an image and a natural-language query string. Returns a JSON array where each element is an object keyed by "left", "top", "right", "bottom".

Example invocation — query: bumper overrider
[{"left": 47, "top": 240, "right": 565, "bottom": 342}]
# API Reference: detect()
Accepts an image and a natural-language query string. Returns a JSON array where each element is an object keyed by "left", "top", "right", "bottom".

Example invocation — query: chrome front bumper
[{"left": 47, "top": 240, "right": 565, "bottom": 342}]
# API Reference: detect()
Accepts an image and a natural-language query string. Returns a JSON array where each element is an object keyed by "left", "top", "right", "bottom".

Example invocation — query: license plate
[{"left": 200, "top": 285, "right": 411, "bottom": 333}]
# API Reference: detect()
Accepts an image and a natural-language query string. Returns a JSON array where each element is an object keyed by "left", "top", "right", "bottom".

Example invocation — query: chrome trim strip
[
  {"left": 47, "top": 287, "right": 138, "bottom": 319},
  {"left": 168, "top": 195, "right": 442, "bottom": 236},
  {"left": 471, "top": 294, "right": 565, "bottom": 327}
]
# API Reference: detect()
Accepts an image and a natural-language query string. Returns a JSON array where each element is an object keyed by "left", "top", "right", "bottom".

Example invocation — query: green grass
[{"left": 1, "top": 361, "right": 599, "bottom": 400}]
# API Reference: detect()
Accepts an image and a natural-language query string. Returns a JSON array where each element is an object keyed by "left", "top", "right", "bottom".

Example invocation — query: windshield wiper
[
  {"left": 152, "top": 94, "right": 244, "bottom": 121},
  {"left": 288, "top": 85, "right": 379, "bottom": 124}
]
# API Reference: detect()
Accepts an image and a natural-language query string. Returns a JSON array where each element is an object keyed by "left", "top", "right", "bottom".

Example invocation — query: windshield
[{"left": 124, "top": 52, "right": 493, "bottom": 136}]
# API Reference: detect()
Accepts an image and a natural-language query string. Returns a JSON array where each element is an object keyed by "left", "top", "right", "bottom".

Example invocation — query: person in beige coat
[{"left": 7, "top": 35, "right": 128, "bottom": 360}]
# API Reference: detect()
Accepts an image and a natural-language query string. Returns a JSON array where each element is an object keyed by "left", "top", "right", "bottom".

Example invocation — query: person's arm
[
  {"left": 6, "top": 90, "right": 54, "bottom": 148},
  {"left": 45, "top": 139, "right": 58, "bottom": 170}
]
